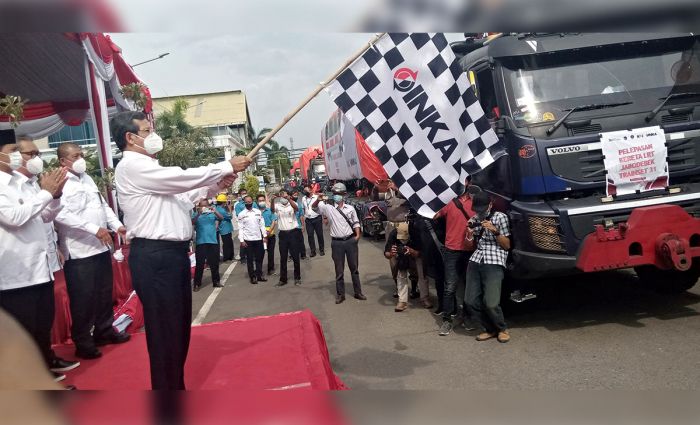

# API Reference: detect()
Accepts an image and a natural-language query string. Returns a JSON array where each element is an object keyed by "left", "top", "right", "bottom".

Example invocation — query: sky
[{"left": 110, "top": 33, "right": 463, "bottom": 151}]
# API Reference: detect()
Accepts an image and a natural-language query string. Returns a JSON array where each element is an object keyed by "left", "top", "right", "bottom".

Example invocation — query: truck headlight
[{"left": 528, "top": 216, "right": 565, "bottom": 253}]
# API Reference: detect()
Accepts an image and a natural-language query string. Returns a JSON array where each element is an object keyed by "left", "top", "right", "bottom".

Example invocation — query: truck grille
[
  {"left": 529, "top": 216, "right": 566, "bottom": 253},
  {"left": 661, "top": 114, "right": 690, "bottom": 124},
  {"left": 570, "top": 123, "right": 602, "bottom": 135}
]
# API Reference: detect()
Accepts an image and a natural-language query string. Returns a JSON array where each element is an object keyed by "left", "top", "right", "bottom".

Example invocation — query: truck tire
[{"left": 634, "top": 260, "right": 700, "bottom": 293}]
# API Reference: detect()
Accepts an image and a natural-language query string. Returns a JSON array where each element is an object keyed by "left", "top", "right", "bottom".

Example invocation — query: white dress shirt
[
  {"left": 54, "top": 172, "right": 123, "bottom": 260},
  {"left": 302, "top": 195, "right": 320, "bottom": 219},
  {"left": 237, "top": 207, "right": 266, "bottom": 242},
  {"left": 318, "top": 201, "right": 360, "bottom": 238},
  {"left": 0, "top": 171, "right": 61, "bottom": 291},
  {"left": 275, "top": 202, "right": 299, "bottom": 231},
  {"left": 115, "top": 151, "right": 233, "bottom": 242},
  {"left": 19, "top": 174, "right": 61, "bottom": 273}
]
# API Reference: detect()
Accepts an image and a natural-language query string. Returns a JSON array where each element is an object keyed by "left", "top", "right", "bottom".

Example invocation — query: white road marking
[{"left": 191, "top": 261, "right": 238, "bottom": 326}]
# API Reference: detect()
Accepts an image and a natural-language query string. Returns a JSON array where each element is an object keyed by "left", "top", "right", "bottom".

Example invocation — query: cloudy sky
[{"left": 110, "top": 33, "right": 462, "bottom": 151}]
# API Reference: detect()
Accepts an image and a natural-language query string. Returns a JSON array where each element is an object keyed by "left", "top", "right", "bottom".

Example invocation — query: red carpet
[{"left": 53, "top": 309, "right": 347, "bottom": 390}]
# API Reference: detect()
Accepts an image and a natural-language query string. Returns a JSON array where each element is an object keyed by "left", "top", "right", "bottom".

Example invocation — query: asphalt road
[{"left": 192, "top": 230, "right": 700, "bottom": 390}]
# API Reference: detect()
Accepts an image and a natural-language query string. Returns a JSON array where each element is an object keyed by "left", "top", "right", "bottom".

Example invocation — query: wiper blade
[
  {"left": 645, "top": 92, "right": 700, "bottom": 122},
  {"left": 545, "top": 102, "right": 632, "bottom": 136}
]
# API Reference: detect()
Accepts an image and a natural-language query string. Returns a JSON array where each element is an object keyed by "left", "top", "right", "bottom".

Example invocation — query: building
[
  {"left": 153, "top": 90, "right": 253, "bottom": 159},
  {"left": 36, "top": 90, "right": 253, "bottom": 162}
]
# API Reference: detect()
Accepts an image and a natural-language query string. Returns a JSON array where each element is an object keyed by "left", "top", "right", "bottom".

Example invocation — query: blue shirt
[
  {"left": 295, "top": 197, "right": 304, "bottom": 227},
  {"left": 235, "top": 200, "right": 258, "bottom": 216},
  {"left": 215, "top": 205, "right": 233, "bottom": 235},
  {"left": 192, "top": 210, "right": 218, "bottom": 245},
  {"left": 260, "top": 208, "right": 278, "bottom": 235}
]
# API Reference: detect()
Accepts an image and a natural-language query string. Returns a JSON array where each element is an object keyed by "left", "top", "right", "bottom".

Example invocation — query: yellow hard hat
[{"left": 216, "top": 194, "right": 228, "bottom": 202}]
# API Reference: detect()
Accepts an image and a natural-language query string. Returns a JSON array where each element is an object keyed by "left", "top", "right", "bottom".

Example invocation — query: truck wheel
[{"left": 634, "top": 260, "right": 700, "bottom": 293}]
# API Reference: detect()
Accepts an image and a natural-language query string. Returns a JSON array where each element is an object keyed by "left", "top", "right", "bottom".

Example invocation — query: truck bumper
[
  {"left": 576, "top": 205, "right": 700, "bottom": 272},
  {"left": 510, "top": 250, "right": 579, "bottom": 279}
]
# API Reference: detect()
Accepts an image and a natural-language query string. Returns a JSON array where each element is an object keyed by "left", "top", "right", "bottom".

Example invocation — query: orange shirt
[{"left": 435, "top": 196, "right": 474, "bottom": 251}]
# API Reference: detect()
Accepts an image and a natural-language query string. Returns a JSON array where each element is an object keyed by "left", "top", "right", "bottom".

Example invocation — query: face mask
[
  {"left": 258, "top": 202, "right": 266, "bottom": 208},
  {"left": 245, "top": 203, "right": 253, "bottom": 210},
  {"left": 71, "top": 157, "right": 87, "bottom": 174},
  {"left": 333, "top": 194, "right": 343, "bottom": 203},
  {"left": 134, "top": 132, "right": 163, "bottom": 155},
  {"left": 280, "top": 199, "right": 290, "bottom": 206},
  {"left": 2, "top": 151, "right": 22, "bottom": 171},
  {"left": 26, "top": 156, "right": 44, "bottom": 175},
  {"left": 304, "top": 190, "right": 311, "bottom": 196}
]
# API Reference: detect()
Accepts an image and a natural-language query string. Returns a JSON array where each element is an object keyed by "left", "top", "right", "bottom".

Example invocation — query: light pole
[{"left": 131, "top": 52, "right": 170, "bottom": 68}]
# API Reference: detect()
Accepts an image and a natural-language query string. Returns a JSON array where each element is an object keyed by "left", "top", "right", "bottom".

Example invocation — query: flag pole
[{"left": 246, "top": 33, "right": 387, "bottom": 160}]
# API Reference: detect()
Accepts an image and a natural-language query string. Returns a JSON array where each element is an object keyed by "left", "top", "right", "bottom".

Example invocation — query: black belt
[
  {"left": 332, "top": 235, "right": 354, "bottom": 241},
  {"left": 131, "top": 238, "right": 190, "bottom": 250}
]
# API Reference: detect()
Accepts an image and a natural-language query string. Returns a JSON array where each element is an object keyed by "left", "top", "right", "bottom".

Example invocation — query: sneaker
[
  {"left": 275, "top": 281, "right": 288, "bottom": 287},
  {"left": 394, "top": 302, "right": 408, "bottom": 312},
  {"left": 462, "top": 320, "right": 477, "bottom": 331},
  {"left": 213, "top": 282, "right": 224, "bottom": 288},
  {"left": 52, "top": 372, "right": 66, "bottom": 382},
  {"left": 234, "top": 255, "right": 241, "bottom": 261},
  {"left": 49, "top": 358, "right": 80, "bottom": 373},
  {"left": 497, "top": 330, "right": 510, "bottom": 343},
  {"left": 294, "top": 279, "right": 302, "bottom": 286},
  {"left": 193, "top": 285, "right": 201, "bottom": 292},
  {"left": 476, "top": 332, "right": 497, "bottom": 341},
  {"left": 268, "top": 270, "right": 278, "bottom": 276},
  {"left": 438, "top": 321, "right": 453, "bottom": 336},
  {"left": 432, "top": 308, "right": 444, "bottom": 316},
  {"left": 250, "top": 277, "right": 258, "bottom": 285}
]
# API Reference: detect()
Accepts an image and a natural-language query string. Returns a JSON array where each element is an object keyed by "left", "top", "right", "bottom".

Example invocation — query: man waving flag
[{"left": 326, "top": 33, "right": 506, "bottom": 217}]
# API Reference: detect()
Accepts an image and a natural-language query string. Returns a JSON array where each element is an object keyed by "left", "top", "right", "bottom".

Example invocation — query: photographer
[
  {"left": 465, "top": 192, "right": 511, "bottom": 343},
  {"left": 384, "top": 221, "right": 421, "bottom": 312},
  {"left": 191, "top": 198, "right": 224, "bottom": 291}
]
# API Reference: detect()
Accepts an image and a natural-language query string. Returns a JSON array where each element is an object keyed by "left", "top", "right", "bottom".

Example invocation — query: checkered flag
[{"left": 326, "top": 33, "right": 506, "bottom": 217}]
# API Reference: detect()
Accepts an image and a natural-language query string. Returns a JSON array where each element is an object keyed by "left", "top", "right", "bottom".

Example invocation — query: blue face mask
[{"left": 333, "top": 194, "right": 343, "bottom": 203}]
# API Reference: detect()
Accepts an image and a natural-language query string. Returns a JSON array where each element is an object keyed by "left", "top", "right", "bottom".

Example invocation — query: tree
[
  {"left": 154, "top": 99, "right": 221, "bottom": 168},
  {"left": 234, "top": 127, "right": 291, "bottom": 181},
  {"left": 241, "top": 174, "right": 260, "bottom": 197}
]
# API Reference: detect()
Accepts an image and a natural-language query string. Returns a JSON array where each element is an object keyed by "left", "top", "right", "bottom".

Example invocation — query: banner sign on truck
[
  {"left": 601, "top": 125, "right": 669, "bottom": 196},
  {"left": 322, "top": 109, "right": 362, "bottom": 180}
]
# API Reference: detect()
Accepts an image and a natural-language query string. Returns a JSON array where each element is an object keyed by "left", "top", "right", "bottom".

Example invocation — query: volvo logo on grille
[{"left": 548, "top": 146, "right": 581, "bottom": 155}]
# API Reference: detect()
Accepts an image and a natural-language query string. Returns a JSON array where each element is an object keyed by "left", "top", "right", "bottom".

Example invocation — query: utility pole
[{"left": 289, "top": 137, "right": 294, "bottom": 151}]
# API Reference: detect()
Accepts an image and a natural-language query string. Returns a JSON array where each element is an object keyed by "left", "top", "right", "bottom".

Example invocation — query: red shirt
[{"left": 436, "top": 196, "right": 474, "bottom": 251}]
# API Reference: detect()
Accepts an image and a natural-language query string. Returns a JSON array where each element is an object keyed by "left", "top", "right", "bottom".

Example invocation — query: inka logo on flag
[{"left": 393, "top": 68, "right": 418, "bottom": 92}]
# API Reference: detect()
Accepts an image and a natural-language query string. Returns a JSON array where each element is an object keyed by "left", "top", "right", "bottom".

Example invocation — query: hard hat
[
  {"left": 332, "top": 182, "right": 347, "bottom": 193},
  {"left": 216, "top": 194, "right": 227, "bottom": 202}
]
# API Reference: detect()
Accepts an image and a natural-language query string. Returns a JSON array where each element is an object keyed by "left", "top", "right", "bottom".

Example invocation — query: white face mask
[
  {"left": 134, "top": 132, "right": 163, "bottom": 155},
  {"left": 2, "top": 151, "right": 22, "bottom": 171},
  {"left": 71, "top": 157, "right": 87, "bottom": 174},
  {"left": 25, "top": 156, "right": 44, "bottom": 175}
]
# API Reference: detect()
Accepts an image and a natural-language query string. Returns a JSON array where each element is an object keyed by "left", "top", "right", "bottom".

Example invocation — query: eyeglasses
[{"left": 19, "top": 151, "right": 41, "bottom": 159}]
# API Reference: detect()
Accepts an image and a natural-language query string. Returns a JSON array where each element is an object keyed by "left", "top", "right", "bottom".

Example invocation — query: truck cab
[{"left": 458, "top": 33, "right": 700, "bottom": 291}]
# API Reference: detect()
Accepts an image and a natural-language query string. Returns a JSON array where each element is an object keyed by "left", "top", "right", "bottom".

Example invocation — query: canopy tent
[{"left": 0, "top": 33, "right": 152, "bottom": 176}]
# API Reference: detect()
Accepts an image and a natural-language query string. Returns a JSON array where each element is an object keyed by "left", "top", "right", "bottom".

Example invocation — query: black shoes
[
  {"left": 49, "top": 358, "right": 80, "bottom": 373},
  {"left": 213, "top": 282, "right": 224, "bottom": 288},
  {"left": 354, "top": 293, "right": 367, "bottom": 301},
  {"left": 409, "top": 291, "right": 420, "bottom": 299},
  {"left": 335, "top": 295, "right": 346, "bottom": 304},
  {"left": 301, "top": 255, "right": 308, "bottom": 260},
  {"left": 310, "top": 252, "right": 317, "bottom": 258},
  {"left": 294, "top": 279, "right": 302, "bottom": 286},
  {"left": 95, "top": 331, "right": 130, "bottom": 347},
  {"left": 320, "top": 250, "right": 325, "bottom": 256},
  {"left": 257, "top": 277, "right": 268, "bottom": 282},
  {"left": 193, "top": 285, "right": 201, "bottom": 292},
  {"left": 75, "top": 347, "right": 102, "bottom": 359},
  {"left": 250, "top": 277, "right": 258, "bottom": 284},
  {"left": 275, "top": 281, "right": 288, "bottom": 287}
]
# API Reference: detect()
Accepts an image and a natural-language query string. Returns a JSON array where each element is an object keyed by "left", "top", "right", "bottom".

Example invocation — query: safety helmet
[
  {"left": 332, "top": 182, "right": 347, "bottom": 193},
  {"left": 216, "top": 194, "right": 228, "bottom": 203}
]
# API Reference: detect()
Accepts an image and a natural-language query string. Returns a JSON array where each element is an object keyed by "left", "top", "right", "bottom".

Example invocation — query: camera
[{"left": 468, "top": 210, "right": 493, "bottom": 229}]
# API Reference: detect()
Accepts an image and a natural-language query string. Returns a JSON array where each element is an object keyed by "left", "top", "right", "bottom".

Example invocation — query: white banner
[
  {"left": 321, "top": 109, "right": 362, "bottom": 180},
  {"left": 601, "top": 125, "right": 669, "bottom": 196}
]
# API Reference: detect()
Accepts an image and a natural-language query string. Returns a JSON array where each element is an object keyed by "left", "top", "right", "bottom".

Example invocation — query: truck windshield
[{"left": 502, "top": 37, "right": 700, "bottom": 126}]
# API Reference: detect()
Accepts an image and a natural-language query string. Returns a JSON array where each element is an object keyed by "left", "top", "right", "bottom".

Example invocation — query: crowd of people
[{"left": 0, "top": 111, "right": 512, "bottom": 392}]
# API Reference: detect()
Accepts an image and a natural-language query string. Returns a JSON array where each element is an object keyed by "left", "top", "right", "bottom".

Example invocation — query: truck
[{"left": 454, "top": 33, "right": 700, "bottom": 293}]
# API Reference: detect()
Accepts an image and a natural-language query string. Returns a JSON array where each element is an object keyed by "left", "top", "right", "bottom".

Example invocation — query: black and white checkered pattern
[
  {"left": 470, "top": 211, "right": 510, "bottom": 267},
  {"left": 327, "top": 33, "right": 506, "bottom": 217}
]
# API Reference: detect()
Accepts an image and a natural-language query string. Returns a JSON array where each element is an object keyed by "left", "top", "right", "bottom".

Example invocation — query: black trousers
[
  {"left": 279, "top": 229, "right": 301, "bottom": 282},
  {"left": 305, "top": 216, "right": 325, "bottom": 254},
  {"left": 245, "top": 239, "right": 265, "bottom": 279},
  {"left": 297, "top": 227, "right": 307, "bottom": 257},
  {"left": 129, "top": 238, "right": 191, "bottom": 390},
  {"left": 220, "top": 233, "right": 234, "bottom": 261},
  {"left": 331, "top": 237, "right": 362, "bottom": 296},
  {"left": 0, "top": 281, "right": 54, "bottom": 366},
  {"left": 267, "top": 235, "right": 276, "bottom": 273},
  {"left": 193, "top": 243, "right": 221, "bottom": 286},
  {"left": 64, "top": 250, "right": 116, "bottom": 351}
]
